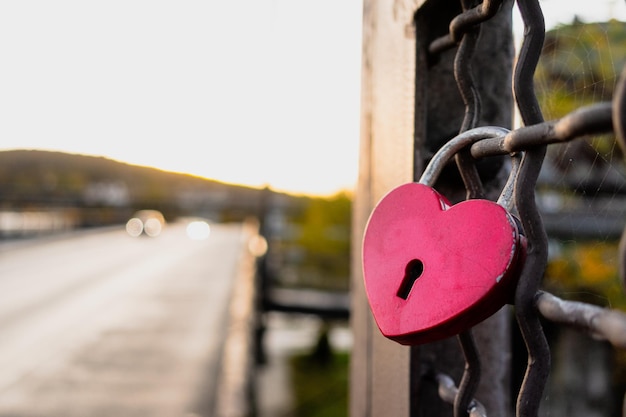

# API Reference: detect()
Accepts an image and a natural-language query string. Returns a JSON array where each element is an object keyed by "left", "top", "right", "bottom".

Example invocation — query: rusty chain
[{"left": 422, "top": 0, "right": 626, "bottom": 416}]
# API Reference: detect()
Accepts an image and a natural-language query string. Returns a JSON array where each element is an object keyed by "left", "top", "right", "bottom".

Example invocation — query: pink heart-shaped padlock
[{"left": 362, "top": 183, "right": 524, "bottom": 345}]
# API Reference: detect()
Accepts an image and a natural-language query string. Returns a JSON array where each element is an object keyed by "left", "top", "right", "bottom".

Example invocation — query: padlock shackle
[
  {"left": 497, "top": 152, "right": 522, "bottom": 213},
  {"left": 419, "top": 126, "right": 510, "bottom": 187}
]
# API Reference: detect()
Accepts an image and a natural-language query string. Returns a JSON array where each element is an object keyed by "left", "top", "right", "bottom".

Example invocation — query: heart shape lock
[{"left": 362, "top": 182, "right": 524, "bottom": 345}]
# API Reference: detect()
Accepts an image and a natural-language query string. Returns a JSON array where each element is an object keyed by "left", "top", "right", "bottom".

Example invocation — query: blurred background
[{"left": 0, "top": 1, "right": 625, "bottom": 416}]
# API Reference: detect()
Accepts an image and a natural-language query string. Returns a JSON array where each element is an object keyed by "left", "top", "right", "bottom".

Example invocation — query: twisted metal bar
[
  {"left": 613, "top": 67, "right": 626, "bottom": 293},
  {"left": 470, "top": 102, "right": 614, "bottom": 157},
  {"left": 455, "top": 331, "right": 482, "bottom": 417},
  {"left": 420, "top": 3, "right": 626, "bottom": 416},
  {"left": 454, "top": 0, "right": 485, "bottom": 201},
  {"left": 511, "top": 1, "right": 550, "bottom": 417},
  {"left": 434, "top": 372, "right": 488, "bottom": 417},
  {"left": 611, "top": 55, "right": 626, "bottom": 417},
  {"left": 536, "top": 291, "right": 626, "bottom": 349},
  {"left": 452, "top": 4, "right": 487, "bottom": 412},
  {"left": 429, "top": 0, "right": 504, "bottom": 54}
]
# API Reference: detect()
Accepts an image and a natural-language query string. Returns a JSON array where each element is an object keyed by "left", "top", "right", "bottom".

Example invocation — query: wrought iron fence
[{"left": 421, "top": 1, "right": 626, "bottom": 416}]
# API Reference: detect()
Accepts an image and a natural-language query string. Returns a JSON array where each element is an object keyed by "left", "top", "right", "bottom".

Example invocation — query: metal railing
[{"left": 421, "top": 1, "right": 626, "bottom": 416}]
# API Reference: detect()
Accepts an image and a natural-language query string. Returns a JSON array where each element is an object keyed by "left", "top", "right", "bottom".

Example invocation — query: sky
[
  {"left": 515, "top": 0, "right": 626, "bottom": 36},
  {"left": 0, "top": 1, "right": 624, "bottom": 196},
  {"left": 0, "top": 1, "right": 363, "bottom": 196}
]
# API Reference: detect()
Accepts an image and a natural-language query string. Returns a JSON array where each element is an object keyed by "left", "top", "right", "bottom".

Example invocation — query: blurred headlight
[
  {"left": 126, "top": 210, "right": 165, "bottom": 237},
  {"left": 125, "top": 217, "right": 144, "bottom": 237},
  {"left": 143, "top": 217, "right": 163, "bottom": 237},
  {"left": 248, "top": 235, "right": 268, "bottom": 257},
  {"left": 186, "top": 221, "right": 211, "bottom": 240}
]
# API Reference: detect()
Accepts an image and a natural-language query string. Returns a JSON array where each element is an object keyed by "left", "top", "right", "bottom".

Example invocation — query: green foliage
[
  {"left": 289, "top": 330, "right": 349, "bottom": 417},
  {"left": 535, "top": 20, "right": 626, "bottom": 403},
  {"left": 536, "top": 20, "right": 626, "bottom": 120},
  {"left": 537, "top": 19, "right": 626, "bottom": 307},
  {"left": 536, "top": 20, "right": 626, "bottom": 164},
  {"left": 545, "top": 240, "right": 626, "bottom": 401},
  {"left": 282, "top": 192, "right": 352, "bottom": 291},
  {"left": 545, "top": 241, "right": 626, "bottom": 309},
  {"left": 297, "top": 193, "right": 351, "bottom": 266}
]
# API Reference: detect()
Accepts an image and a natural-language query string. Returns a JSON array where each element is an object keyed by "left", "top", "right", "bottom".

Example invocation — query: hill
[{"left": 0, "top": 149, "right": 300, "bottom": 225}]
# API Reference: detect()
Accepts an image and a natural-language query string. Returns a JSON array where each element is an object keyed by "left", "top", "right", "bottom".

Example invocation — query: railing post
[{"left": 350, "top": 1, "right": 515, "bottom": 416}]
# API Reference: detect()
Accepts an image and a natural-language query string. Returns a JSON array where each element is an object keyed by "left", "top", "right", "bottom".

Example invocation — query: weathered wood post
[{"left": 350, "top": 1, "right": 516, "bottom": 415}]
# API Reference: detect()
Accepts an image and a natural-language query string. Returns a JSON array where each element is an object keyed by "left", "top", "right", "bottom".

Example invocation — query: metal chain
[{"left": 422, "top": 0, "right": 626, "bottom": 416}]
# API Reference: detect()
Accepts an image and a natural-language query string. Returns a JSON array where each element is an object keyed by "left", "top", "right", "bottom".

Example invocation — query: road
[{"left": 0, "top": 221, "right": 250, "bottom": 417}]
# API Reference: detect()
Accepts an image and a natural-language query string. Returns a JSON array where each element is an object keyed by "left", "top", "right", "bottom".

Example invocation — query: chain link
[{"left": 422, "top": 0, "right": 626, "bottom": 416}]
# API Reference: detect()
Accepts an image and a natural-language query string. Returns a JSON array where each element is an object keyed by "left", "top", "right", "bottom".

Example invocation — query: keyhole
[{"left": 396, "top": 259, "right": 424, "bottom": 300}]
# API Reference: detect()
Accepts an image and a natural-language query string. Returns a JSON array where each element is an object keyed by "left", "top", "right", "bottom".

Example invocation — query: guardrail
[
  {"left": 214, "top": 222, "right": 260, "bottom": 417},
  {"left": 264, "top": 287, "right": 350, "bottom": 320}
]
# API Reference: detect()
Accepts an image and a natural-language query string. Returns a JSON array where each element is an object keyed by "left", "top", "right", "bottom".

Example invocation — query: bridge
[{"left": 0, "top": 219, "right": 351, "bottom": 417}]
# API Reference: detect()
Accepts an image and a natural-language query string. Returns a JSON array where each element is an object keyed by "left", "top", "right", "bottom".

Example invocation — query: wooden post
[{"left": 350, "top": 1, "right": 515, "bottom": 416}]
